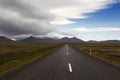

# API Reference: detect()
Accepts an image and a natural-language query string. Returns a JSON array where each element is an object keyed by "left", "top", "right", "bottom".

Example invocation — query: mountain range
[
  {"left": 0, "top": 36, "right": 14, "bottom": 42},
  {"left": 0, "top": 36, "right": 120, "bottom": 43},
  {"left": 19, "top": 36, "right": 84, "bottom": 43}
]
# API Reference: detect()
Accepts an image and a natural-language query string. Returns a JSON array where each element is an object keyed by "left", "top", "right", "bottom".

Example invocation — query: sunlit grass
[
  {"left": 0, "top": 42, "right": 63, "bottom": 74},
  {"left": 70, "top": 43, "right": 120, "bottom": 67}
]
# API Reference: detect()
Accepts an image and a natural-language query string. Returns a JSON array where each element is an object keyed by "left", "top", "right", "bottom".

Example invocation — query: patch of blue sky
[{"left": 67, "top": 2, "right": 120, "bottom": 28}]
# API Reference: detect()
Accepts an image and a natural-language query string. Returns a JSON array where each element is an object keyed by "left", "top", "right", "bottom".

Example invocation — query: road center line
[
  {"left": 66, "top": 48, "right": 68, "bottom": 51},
  {"left": 68, "top": 63, "right": 72, "bottom": 72},
  {"left": 66, "top": 52, "right": 68, "bottom": 55}
]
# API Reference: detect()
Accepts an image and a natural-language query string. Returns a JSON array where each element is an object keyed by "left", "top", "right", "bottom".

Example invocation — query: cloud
[
  {"left": 50, "top": 17, "right": 75, "bottom": 25},
  {"left": 0, "top": 0, "right": 56, "bottom": 37},
  {"left": 50, "top": 0, "right": 120, "bottom": 25},
  {"left": 0, "top": 0, "right": 54, "bottom": 20},
  {"left": 72, "top": 27, "right": 120, "bottom": 32},
  {"left": 0, "top": 0, "right": 119, "bottom": 38}
]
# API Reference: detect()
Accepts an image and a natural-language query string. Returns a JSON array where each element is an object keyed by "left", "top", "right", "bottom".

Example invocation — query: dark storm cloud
[
  {"left": 0, "top": 18, "right": 39, "bottom": 35},
  {"left": 0, "top": 0, "right": 54, "bottom": 20},
  {"left": 0, "top": 0, "right": 56, "bottom": 37},
  {"left": 0, "top": 17, "right": 55, "bottom": 35}
]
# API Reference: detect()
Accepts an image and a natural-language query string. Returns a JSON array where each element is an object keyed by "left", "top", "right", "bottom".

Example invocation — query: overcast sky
[{"left": 0, "top": 0, "right": 120, "bottom": 41}]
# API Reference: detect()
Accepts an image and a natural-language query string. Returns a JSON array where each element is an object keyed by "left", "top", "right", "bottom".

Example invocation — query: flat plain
[
  {"left": 70, "top": 43, "right": 120, "bottom": 67},
  {"left": 0, "top": 42, "right": 62, "bottom": 75}
]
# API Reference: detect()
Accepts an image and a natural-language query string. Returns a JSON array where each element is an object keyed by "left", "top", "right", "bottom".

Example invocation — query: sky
[{"left": 0, "top": 0, "right": 120, "bottom": 41}]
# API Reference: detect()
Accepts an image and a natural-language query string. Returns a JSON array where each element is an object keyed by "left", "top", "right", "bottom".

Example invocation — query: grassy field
[
  {"left": 0, "top": 42, "right": 63, "bottom": 75},
  {"left": 70, "top": 43, "right": 120, "bottom": 67}
]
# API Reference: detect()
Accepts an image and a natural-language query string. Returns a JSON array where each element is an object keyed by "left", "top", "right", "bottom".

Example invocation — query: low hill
[
  {"left": 100, "top": 40, "right": 120, "bottom": 43},
  {"left": 59, "top": 37, "right": 84, "bottom": 43}
]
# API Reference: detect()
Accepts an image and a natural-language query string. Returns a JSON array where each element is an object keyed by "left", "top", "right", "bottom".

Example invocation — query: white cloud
[
  {"left": 50, "top": 0, "right": 120, "bottom": 25},
  {"left": 25, "top": 0, "right": 120, "bottom": 25},
  {"left": 38, "top": 31, "right": 76, "bottom": 38},
  {"left": 72, "top": 27, "right": 120, "bottom": 32},
  {"left": 50, "top": 17, "right": 75, "bottom": 25}
]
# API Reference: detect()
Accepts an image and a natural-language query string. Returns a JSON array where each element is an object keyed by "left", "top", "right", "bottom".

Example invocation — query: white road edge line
[{"left": 68, "top": 63, "right": 72, "bottom": 72}]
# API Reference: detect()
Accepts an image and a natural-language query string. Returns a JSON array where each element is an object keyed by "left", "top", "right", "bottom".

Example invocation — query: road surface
[{"left": 5, "top": 45, "right": 120, "bottom": 80}]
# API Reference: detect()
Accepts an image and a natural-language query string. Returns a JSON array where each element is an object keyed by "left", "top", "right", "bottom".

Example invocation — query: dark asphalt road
[{"left": 5, "top": 45, "right": 120, "bottom": 80}]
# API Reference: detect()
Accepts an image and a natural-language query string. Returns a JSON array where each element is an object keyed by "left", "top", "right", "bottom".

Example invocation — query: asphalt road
[{"left": 5, "top": 44, "right": 120, "bottom": 80}]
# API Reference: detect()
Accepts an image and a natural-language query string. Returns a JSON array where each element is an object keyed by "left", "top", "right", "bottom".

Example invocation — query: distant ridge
[
  {"left": 20, "top": 36, "right": 120, "bottom": 43},
  {"left": 100, "top": 40, "right": 120, "bottom": 43},
  {"left": 87, "top": 40, "right": 98, "bottom": 43},
  {"left": 20, "top": 36, "right": 57, "bottom": 43},
  {"left": 59, "top": 37, "right": 84, "bottom": 43},
  {"left": 0, "top": 35, "right": 120, "bottom": 43},
  {"left": 0, "top": 36, "right": 14, "bottom": 42},
  {"left": 19, "top": 36, "right": 84, "bottom": 43},
  {"left": 87, "top": 40, "right": 120, "bottom": 43}
]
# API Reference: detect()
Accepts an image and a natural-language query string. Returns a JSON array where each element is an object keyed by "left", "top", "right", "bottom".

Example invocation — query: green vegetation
[
  {"left": 0, "top": 42, "right": 63, "bottom": 75},
  {"left": 70, "top": 43, "right": 120, "bottom": 67}
]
